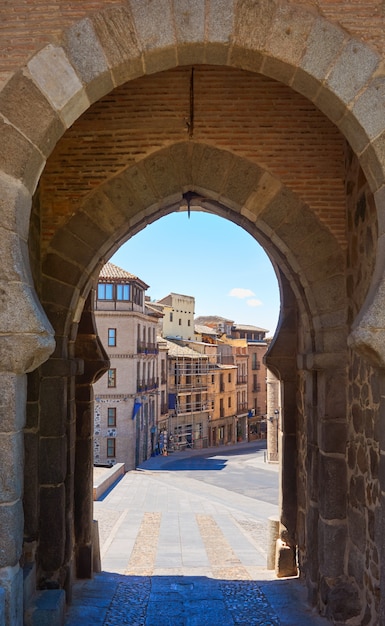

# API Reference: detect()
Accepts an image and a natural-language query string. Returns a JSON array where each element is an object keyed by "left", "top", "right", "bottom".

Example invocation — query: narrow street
[{"left": 65, "top": 441, "right": 329, "bottom": 625}]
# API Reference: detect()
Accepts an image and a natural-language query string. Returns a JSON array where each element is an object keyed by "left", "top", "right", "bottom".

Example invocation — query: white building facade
[
  {"left": 156, "top": 292, "right": 195, "bottom": 340},
  {"left": 93, "top": 263, "right": 162, "bottom": 470}
]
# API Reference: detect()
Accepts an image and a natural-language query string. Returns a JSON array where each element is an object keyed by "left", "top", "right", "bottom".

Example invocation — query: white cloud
[
  {"left": 247, "top": 298, "right": 263, "bottom": 307},
  {"left": 228, "top": 287, "right": 255, "bottom": 299}
]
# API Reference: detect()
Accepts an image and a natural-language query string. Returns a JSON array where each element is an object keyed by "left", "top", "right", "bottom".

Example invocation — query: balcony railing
[
  {"left": 137, "top": 378, "right": 159, "bottom": 392},
  {"left": 237, "top": 376, "right": 247, "bottom": 385},
  {"left": 168, "top": 382, "right": 208, "bottom": 393},
  {"left": 252, "top": 383, "right": 261, "bottom": 392},
  {"left": 137, "top": 341, "right": 158, "bottom": 355},
  {"left": 237, "top": 402, "right": 248, "bottom": 413},
  {"left": 251, "top": 362, "right": 261, "bottom": 370},
  {"left": 219, "top": 356, "right": 234, "bottom": 365},
  {"left": 160, "top": 403, "right": 169, "bottom": 415}
]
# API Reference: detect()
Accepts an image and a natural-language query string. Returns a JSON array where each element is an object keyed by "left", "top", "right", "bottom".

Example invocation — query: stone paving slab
[{"left": 64, "top": 443, "right": 331, "bottom": 626}]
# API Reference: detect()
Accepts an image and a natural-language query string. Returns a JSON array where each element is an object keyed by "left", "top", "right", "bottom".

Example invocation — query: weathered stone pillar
[
  {"left": 37, "top": 355, "right": 80, "bottom": 593},
  {"left": 0, "top": 175, "right": 55, "bottom": 625},
  {"left": 378, "top": 372, "right": 385, "bottom": 624},
  {"left": 74, "top": 292, "right": 109, "bottom": 579},
  {"left": 298, "top": 352, "right": 349, "bottom": 618},
  {"left": 265, "top": 271, "right": 298, "bottom": 575},
  {"left": 318, "top": 363, "right": 348, "bottom": 584}
]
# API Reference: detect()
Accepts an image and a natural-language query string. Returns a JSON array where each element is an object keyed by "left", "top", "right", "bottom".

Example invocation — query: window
[
  {"left": 98, "top": 283, "right": 113, "bottom": 300},
  {"left": 188, "top": 319, "right": 191, "bottom": 326},
  {"left": 228, "top": 397, "right": 231, "bottom": 407},
  {"left": 170, "top": 312, "right": 173, "bottom": 322},
  {"left": 132, "top": 286, "right": 143, "bottom": 305},
  {"left": 107, "top": 407, "right": 116, "bottom": 427},
  {"left": 252, "top": 353, "right": 260, "bottom": 370},
  {"left": 107, "top": 438, "right": 116, "bottom": 457},
  {"left": 108, "top": 328, "right": 116, "bottom": 347},
  {"left": 117, "top": 283, "right": 130, "bottom": 300},
  {"left": 179, "top": 318, "right": 182, "bottom": 325},
  {"left": 228, "top": 373, "right": 231, "bottom": 383},
  {"left": 107, "top": 369, "right": 116, "bottom": 388}
]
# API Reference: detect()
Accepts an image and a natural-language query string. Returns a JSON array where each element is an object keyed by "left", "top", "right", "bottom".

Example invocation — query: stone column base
[{"left": 275, "top": 539, "right": 298, "bottom": 578}]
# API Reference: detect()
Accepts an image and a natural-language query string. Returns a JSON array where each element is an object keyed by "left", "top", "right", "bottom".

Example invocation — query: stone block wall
[
  {"left": 346, "top": 352, "right": 381, "bottom": 623},
  {"left": 341, "top": 148, "right": 382, "bottom": 624}
]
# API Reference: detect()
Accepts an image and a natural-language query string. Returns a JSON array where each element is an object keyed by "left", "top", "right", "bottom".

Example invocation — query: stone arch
[
  {"left": 36, "top": 141, "right": 347, "bottom": 595},
  {"left": 43, "top": 142, "right": 344, "bottom": 352},
  {"left": 0, "top": 1, "right": 383, "bottom": 364},
  {"left": 0, "top": 2, "right": 384, "bottom": 624}
]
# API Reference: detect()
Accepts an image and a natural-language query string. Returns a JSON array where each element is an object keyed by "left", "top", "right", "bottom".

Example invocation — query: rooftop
[
  {"left": 233, "top": 323, "right": 269, "bottom": 333},
  {"left": 99, "top": 262, "right": 149, "bottom": 288},
  {"left": 164, "top": 338, "right": 209, "bottom": 359}
]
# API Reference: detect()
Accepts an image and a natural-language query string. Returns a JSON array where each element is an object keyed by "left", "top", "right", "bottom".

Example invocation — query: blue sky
[{"left": 111, "top": 211, "right": 280, "bottom": 337}]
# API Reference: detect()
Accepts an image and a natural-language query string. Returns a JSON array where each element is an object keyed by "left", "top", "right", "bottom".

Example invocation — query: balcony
[
  {"left": 237, "top": 402, "right": 248, "bottom": 413},
  {"left": 237, "top": 376, "right": 247, "bottom": 385},
  {"left": 160, "top": 403, "right": 169, "bottom": 415},
  {"left": 219, "top": 355, "right": 234, "bottom": 365},
  {"left": 137, "top": 341, "right": 158, "bottom": 355},
  {"left": 252, "top": 383, "right": 261, "bottom": 392},
  {"left": 251, "top": 362, "right": 261, "bottom": 370},
  {"left": 168, "top": 381, "right": 208, "bottom": 393},
  {"left": 137, "top": 378, "right": 159, "bottom": 392}
]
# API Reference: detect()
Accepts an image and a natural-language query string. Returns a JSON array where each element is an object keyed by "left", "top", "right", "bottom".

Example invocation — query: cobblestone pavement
[{"left": 64, "top": 443, "right": 330, "bottom": 626}]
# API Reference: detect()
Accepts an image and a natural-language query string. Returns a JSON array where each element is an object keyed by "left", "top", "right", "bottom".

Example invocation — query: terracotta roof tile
[{"left": 99, "top": 262, "right": 138, "bottom": 280}]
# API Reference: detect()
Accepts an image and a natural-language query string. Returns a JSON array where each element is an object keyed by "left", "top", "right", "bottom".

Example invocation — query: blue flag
[{"left": 132, "top": 400, "right": 141, "bottom": 420}]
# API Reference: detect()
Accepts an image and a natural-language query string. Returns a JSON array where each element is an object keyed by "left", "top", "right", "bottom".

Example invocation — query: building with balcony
[
  {"left": 218, "top": 338, "right": 249, "bottom": 441},
  {"left": 162, "top": 339, "right": 211, "bottom": 450},
  {"left": 195, "top": 316, "right": 270, "bottom": 442},
  {"left": 233, "top": 324, "right": 269, "bottom": 440},
  {"left": 208, "top": 363, "right": 238, "bottom": 446},
  {"left": 93, "top": 262, "right": 163, "bottom": 470}
]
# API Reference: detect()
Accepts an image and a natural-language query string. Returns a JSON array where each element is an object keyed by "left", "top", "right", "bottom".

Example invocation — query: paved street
[{"left": 64, "top": 441, "right": 330, "bottom": 625}]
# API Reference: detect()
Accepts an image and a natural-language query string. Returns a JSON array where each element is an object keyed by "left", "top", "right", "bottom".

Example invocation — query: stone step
[{"left": 93, "top": 462, "right": 125, "bottom": 500}]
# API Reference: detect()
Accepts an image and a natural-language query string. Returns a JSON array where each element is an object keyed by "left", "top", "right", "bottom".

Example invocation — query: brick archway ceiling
[
  {"left": 39, "top": 66, "right": 346, "bottom": 333},
  {"left": 39, "top": 66, "right": 347, "bottom": 249}
]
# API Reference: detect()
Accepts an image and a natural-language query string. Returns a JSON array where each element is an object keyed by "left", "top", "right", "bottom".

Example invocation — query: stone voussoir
[{"left": 27, "top": 44, "right": 90, "bottom": 129}]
